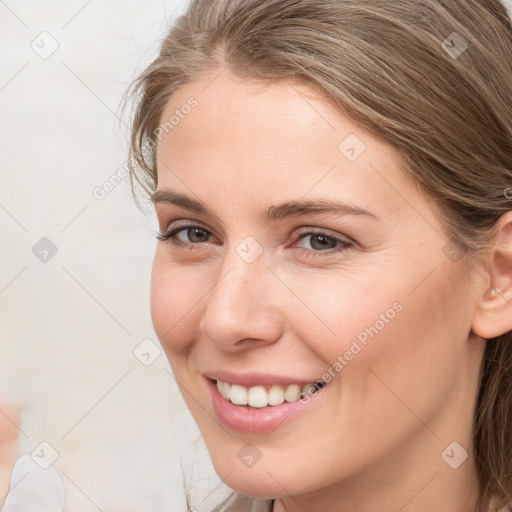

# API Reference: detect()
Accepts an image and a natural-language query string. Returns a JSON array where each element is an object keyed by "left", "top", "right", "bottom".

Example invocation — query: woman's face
[{"left": 152, "top": 70, "right": 486, "bottom": 508}]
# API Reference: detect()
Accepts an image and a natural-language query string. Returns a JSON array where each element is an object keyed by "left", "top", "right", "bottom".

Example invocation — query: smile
[
  {"left": 215, "top": 379, "right": 326, "bottom": 408},
  {"left": 206, "top": 375, "right": 328, "bottom": 433}
]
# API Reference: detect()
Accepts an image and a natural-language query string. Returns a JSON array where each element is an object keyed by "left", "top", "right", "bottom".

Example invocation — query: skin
[{"left": 151, "top": 68, "right": 512, "bottom": 512}]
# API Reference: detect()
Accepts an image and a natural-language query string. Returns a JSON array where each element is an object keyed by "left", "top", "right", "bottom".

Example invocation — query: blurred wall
[
  {"left": 0, "top": 2, "right": 224, "bottom": 511},
  {"left": 4, "top": 1, "right": 511, "bottom": 511}
]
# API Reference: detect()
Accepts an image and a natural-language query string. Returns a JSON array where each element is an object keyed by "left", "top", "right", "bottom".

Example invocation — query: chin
[
  {"left": 221, "top": 475, "right": 282, "bottom": 500},
  {"left": 207, "top": 451, "right": 295, "bottom": 499}
]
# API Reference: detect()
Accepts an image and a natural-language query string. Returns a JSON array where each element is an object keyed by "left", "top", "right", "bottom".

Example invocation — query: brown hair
[{"left": 124, "top": 1, "right": 512, "bottom": 510}]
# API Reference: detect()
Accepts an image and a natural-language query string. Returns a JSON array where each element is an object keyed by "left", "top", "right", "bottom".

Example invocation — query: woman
[{"left": 124, "top": 0, "right": 512, "bottom": 510}]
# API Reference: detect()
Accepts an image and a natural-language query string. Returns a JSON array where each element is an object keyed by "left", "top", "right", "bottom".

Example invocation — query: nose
[{"left": 198, "top": 243, "right": 284, "bottom": 352}]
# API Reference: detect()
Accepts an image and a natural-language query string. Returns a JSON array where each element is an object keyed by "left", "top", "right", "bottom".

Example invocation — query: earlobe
[{"left": 472, "top": 211, "right": 512, "bottom": 340}]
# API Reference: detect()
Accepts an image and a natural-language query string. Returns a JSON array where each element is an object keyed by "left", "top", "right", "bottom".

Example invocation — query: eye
[
  {"left": 156, "top": 222, "right": 355, "bottom": 258},
  {"left": 156, "top": 222, "right": 215, "bottom": 249},
  {"left": 291, "top": 229, "right": 354, "bottom": 258}
]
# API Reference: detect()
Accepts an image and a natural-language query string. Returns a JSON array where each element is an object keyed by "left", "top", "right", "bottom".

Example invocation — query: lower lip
[{"left": 207, "top": 378, "right": 326, "bottom": 434}]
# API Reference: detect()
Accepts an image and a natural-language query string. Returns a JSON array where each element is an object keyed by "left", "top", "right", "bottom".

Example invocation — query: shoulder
[{"left": 215, "top": 493, "right": 273, "bottom": 512}]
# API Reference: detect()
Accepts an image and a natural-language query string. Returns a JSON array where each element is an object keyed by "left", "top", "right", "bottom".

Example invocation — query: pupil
[
  {"left": 189, "top": 228, "right": 208, "bottom": 242},
  {"left": 311, "top": 234, "right": 334, "bottom": 250}
]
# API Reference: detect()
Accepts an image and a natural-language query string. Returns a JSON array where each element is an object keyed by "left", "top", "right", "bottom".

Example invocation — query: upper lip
[{"left": 203, "top": 370, "right": 323, "bottom": 388}]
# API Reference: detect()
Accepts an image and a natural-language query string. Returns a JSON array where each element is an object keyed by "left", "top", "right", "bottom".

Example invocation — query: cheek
[
  {"left": 286, "top": 259, "right": 470, "bottom": 416},
  {"left": 278, "top": 265, "right": 407, "bottom": 364},
  {"left": 332, "top": 267, "right": 471, "bottom": 436},
  {"left": 150, "top": 252, "right": 207, "bottom": 356}
]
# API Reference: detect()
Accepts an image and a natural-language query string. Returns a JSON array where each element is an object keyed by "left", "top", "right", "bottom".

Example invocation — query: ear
[{"left": 472, "top": 211, "right": 512, "bottom": 339}]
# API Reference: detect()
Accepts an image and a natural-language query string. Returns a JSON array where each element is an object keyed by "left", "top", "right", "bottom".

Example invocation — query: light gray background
[
  {"left": 0, "top": 1, "right": 227, "bottom": 511},
  {"left": 3, "top": 1, "right": 512, "bottom": 512}
]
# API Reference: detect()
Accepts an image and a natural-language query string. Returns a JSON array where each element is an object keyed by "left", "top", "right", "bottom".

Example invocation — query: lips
[
  {"left": 205, "top": 374, "right": 327, "bottom": 433},
  {"left": 203, "top": 369, "right": 325, "bottom": 389},
  {"left": 203, "top": 370, "right": 326, "bottom": 408}
]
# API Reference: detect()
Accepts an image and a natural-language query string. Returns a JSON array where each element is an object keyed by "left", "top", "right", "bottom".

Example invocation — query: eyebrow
[{"left": 151, "top": 189, "right": 380, "bottom": 222}]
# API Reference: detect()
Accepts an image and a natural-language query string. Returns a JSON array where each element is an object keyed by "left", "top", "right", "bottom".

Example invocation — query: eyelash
[{"left": 156, "top": 222, "right": 355, "bottom": 258}]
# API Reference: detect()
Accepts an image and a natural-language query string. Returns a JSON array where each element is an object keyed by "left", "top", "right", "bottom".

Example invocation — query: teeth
[
  {"left": 268, "top": 385, "right": 285, "bottom": 406},
  {"left": 215, "top": 379, "right": 325, "bottom": 407},
  {"left": 230, "top": 384, "right": 247, "bottom": 405},
  {"left": 284, "top": 384, "right": 301, "bottom": 402},
  {"left": 248, "top": 385, "right": 268, "bottom": 408}
]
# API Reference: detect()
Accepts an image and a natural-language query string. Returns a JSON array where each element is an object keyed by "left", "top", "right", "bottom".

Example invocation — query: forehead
[
  {"left": 158, "top": 70, "right": 354, "bottom": 152},
  {"left": 155, "top": 69, "right": 416, "bottom": 221}
]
